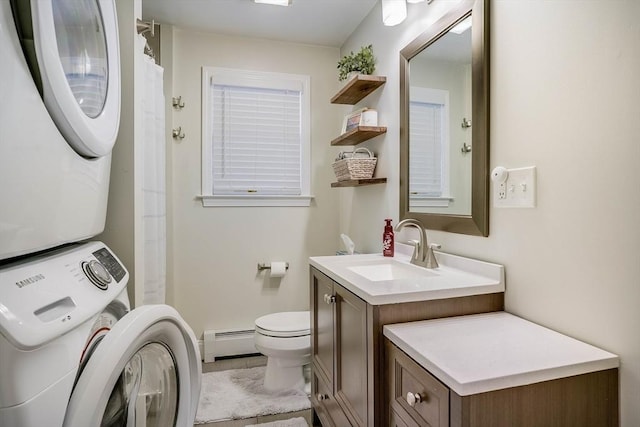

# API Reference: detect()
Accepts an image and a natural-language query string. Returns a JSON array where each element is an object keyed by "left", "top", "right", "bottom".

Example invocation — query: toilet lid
[{"left": 255, "top": 311, "right": 310, "bottom": 337}]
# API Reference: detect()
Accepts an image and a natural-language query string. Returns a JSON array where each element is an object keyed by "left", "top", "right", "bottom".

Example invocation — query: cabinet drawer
[
  {"left": 387, "top": 340, "right": 449, "bottom": 427},
  {"left": 311, "top": 367, "right": 351, "bottom": 427}
]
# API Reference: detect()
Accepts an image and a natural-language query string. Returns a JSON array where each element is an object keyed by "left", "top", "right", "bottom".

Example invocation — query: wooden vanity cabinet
[
  {"left": 309, "top": 267, "right": 504, "bottom": 427},
  {"left": 312, "top": 267, "right": 367, "bottom": 426},
  {"left": 385, "top": 339, "right": 619, "bottom": 427}
]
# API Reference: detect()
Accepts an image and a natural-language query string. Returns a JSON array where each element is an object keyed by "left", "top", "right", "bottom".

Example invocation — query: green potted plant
[{"left": 337, "top": 44, "right": 376, "bottom": 81}]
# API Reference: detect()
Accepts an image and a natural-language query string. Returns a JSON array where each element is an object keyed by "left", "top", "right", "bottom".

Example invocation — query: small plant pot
[
  {"left": 340, "top": 72, "right": 361, "bottom": 88},
  {"left": 337, "top": 45, "right": 375, "bottom": 83}
]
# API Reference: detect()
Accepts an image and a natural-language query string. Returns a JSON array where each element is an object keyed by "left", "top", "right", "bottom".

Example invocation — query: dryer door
[
  {"left": 30, "top": 0, "right": 120, "bottom": 158},
  {"left": 63, "top": 305, "right": 201, "bottom": 427}
]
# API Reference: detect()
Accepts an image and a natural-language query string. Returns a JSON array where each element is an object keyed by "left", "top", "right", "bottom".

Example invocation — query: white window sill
[
  {"left": 409, "top": 196, "right": 453, "bottom": 208},
  {"left": 197, "top": 195, "right": 314, "bottom": 207}
]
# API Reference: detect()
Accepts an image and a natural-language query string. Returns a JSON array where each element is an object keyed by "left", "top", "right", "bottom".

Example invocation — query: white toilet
[{"left": 254, "top": 311, "right": 311, "bottom": 392}]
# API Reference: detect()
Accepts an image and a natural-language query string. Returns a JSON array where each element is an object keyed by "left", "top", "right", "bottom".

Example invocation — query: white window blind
[
  {"left": 201, "top": 68, "right": 311, "bottom": 207},
  {"left": 409, "top": 86, "right": 450, "bottom": 204},
  {"left": 409, "top": 100, "right": 444, "bottom": 197},
  {"left": 212, "top": 84, "right": 301, "bottom": 195}
]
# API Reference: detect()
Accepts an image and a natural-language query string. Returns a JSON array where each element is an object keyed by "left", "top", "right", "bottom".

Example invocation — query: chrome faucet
[{"left": 394, "top": 218, "right": 440, "bottom": 269}]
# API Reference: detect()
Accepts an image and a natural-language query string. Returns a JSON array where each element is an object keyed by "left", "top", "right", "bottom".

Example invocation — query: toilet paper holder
[{"left": 257, "top": 262, "right": 289, "bottom": 272}]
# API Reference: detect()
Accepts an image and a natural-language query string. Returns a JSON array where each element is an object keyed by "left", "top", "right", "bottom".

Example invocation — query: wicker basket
[{"left": 332, "top": 148, "right": 377, "bottom": 181}]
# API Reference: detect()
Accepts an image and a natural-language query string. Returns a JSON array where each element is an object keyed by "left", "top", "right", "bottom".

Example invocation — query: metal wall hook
[
  {"left": 172, "top": 96, "right": 185, "bottom": 109},
  {"left": 461, "top": 142, "right": 472, "bottom": 154},
  {"left": 172, "top": 127, "right": 185, "bottom": 140},
  {"left": 461, "top": 118, "right": 472, "bottom": 128}
]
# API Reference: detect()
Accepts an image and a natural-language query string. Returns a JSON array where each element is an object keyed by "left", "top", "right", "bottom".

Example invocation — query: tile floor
[{"left": 195, "top": 355, "right": 313, "bottom": 427}]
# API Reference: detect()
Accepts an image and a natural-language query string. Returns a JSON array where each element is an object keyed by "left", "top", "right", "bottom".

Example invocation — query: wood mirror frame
[{"left": 399, "top": 0, "right": 489, "bottom": 236}]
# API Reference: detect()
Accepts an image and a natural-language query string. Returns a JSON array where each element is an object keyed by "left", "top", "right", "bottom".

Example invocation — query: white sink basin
[
  {"left": 347, "top": 259, "right": 437, "bottom": 281},
  {"left": 309, "top": 245, "right": 505, "bottom": 305}
]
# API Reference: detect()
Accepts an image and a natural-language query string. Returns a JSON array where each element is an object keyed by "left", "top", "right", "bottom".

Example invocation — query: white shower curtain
[{"left": 138, "top": 34, "right": 166, "bottom": 304}]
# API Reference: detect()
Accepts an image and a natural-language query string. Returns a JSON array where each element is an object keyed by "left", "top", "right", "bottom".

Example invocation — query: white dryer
[
  {"left": 0, "top": 242, "right": 202, "bottom": 427},
  {"left": 0, "top": 0, "right": 121, "bottom": 260}
]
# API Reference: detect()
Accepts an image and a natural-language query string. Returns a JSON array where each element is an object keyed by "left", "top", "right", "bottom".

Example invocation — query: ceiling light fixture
[
  {"left": 253, "top": 0, "right": 292, "bottom": 6},
  {"left": 381, "top": 0, "right": 407, "bottom": 26}
]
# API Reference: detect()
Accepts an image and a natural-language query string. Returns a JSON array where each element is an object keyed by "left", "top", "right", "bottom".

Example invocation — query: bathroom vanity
[
  {"left": 308, "top": 250, "right": 505, "bottom": 427},
  {"left": 384, "top": 312, "right": 619, "bottom": 427}
]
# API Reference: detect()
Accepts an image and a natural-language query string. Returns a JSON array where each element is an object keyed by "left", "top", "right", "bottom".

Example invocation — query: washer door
[
  {"left": 63, "top": 305, "right": 201, "bottom": 427},
  {"left": 30, "top": 0, "right": 120, "bottom": 158}
]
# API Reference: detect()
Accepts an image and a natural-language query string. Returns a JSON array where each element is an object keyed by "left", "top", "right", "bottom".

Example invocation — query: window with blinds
[
  {"left": 212, "top": 84, "right": 301, "bottom": 195},
  {"left": 409, "top": 87, "right": 450, "bottom": 206},
  {"left": 201, "top": 67, "right": 311, "bottom": 207},
  {"left": 410, "top": 101, "right": 444, "bottom": 196}
]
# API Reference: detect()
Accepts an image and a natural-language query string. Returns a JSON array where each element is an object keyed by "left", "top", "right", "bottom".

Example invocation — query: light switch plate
[{"left": 493, "top": 166, "right": 536, "bottom": 208}]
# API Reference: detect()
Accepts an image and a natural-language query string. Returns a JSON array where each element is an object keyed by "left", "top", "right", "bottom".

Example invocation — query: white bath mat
[
  {"left": 194, "top": 366, "right": 310, "bottom": 424},
  {"left": 245, "top": 417, "right": 309, "bottom": 427}
]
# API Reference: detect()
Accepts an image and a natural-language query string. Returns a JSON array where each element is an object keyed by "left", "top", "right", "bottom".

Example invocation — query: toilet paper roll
[{"left": 269, "top": 262, "right": 287, "bottom": 278}]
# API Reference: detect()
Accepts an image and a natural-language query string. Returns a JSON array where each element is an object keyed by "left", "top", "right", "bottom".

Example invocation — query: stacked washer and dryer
[{"left": 0, "top": 1, "right": 201, "bottom": 426}]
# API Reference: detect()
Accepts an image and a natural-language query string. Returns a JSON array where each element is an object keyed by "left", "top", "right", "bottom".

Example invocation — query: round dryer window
[
  {"left": 63, "top": 305, "right": 201, "bottom": 427},
  {"left": 102, "top": 343, "right": 178, "bottom": 426},
  {"left": 52, "top": 0, "right": 109, "bottom": 119},
  {"left": 30, "top": 0, "right": 121, "bottom": 158}
]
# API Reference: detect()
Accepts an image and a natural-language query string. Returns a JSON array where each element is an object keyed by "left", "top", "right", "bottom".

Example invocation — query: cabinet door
[
  {"left": 391, "top": 408, "right": 418, "bottom": 427},
  {"left": 335, "top": 284, "right": 368, "bottom": 427},
  {"left": 312, "top": 369, "right": 351, "bottom": 427},
  {"left": 311, "top": 269, "right": 335, "bottom": 385}
]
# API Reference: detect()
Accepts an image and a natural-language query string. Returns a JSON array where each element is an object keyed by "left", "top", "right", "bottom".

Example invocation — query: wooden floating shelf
[
  {"left": 331, "top": 75, "right": 387, "bottom": 105},
  {"left": 331, "top": 126, "right": 387, "bottom": 146},
  {"left": 331, "top": 178, "right": 387, "bottom": 188}
]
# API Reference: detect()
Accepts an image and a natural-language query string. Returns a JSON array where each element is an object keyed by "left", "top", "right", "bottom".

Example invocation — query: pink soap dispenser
[{"left": 383, "top": 218, "right": 394, "bottom": 257}]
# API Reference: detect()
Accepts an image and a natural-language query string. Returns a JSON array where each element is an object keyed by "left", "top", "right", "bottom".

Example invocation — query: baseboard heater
[{"left": 202, "top": 328, "right": 257, "bottom": 363}]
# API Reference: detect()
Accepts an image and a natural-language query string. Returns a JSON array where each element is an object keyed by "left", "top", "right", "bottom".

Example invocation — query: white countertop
[
  {"left": 384, "top": 312, "right": 619, "bottom": 396},
  {"left": 309, "top": 247, "right": 504, "bottom": 305}
]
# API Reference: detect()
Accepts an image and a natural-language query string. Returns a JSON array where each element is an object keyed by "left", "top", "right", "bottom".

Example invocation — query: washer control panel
[
  {"left": 92, "top": 248, "right": 125, "bottom": 282},
  {"left": 80, "top": 248, "right": 125, "bottom": 291},
  {"left": 82, "top": 260, "right": 112, "bottom": 290},
  {"left": 0, "top": 241, "right": 129, "bottom": 349}
]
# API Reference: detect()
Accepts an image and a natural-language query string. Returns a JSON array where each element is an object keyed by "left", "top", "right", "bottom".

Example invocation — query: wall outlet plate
[{"left": 493, "top": 166, "right": 536, "bottom": 208}]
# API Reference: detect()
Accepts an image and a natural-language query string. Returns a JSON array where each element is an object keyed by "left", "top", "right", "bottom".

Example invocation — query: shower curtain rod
[
  {"left": 136, "top": 19, "right": 157, "bottom": 60},
  {"left": 136, "top": 18, "right": 156, "bottom": 37}
]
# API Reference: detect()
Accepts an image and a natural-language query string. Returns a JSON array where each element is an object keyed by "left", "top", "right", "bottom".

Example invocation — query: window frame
[
  {"left": 200, "top": 67, "right": 312, "bottom": 207},
  {"left": 409, "top": 86, "right": 452, "bottom": 208}
]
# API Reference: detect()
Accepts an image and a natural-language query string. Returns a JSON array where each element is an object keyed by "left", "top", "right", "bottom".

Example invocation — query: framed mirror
[{"left": 399, "top": 0, "right": 489, "bottom": 236}]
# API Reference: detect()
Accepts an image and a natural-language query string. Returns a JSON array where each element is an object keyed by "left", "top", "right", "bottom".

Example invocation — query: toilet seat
[
  {"left": 255, "top": 311, "right": 309, "bottom": 338},
  {"left": 253, "top": 311, "right": 311, "bottom": 392}
]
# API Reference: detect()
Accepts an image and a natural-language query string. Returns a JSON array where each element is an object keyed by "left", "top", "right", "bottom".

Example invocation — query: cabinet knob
[
  {"left": 323, "top": 294, "right": 336, "bottom": 304},
  {"left": 406, "top": 391, "right": 424, "bottom": 407},
  {"left": 316, "top": 393, "right": 329, "bottom": 401}
]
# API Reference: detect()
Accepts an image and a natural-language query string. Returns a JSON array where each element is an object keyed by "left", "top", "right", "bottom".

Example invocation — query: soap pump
[{"left": 383, "top": 218, "right": 394, "bottom": 257}]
